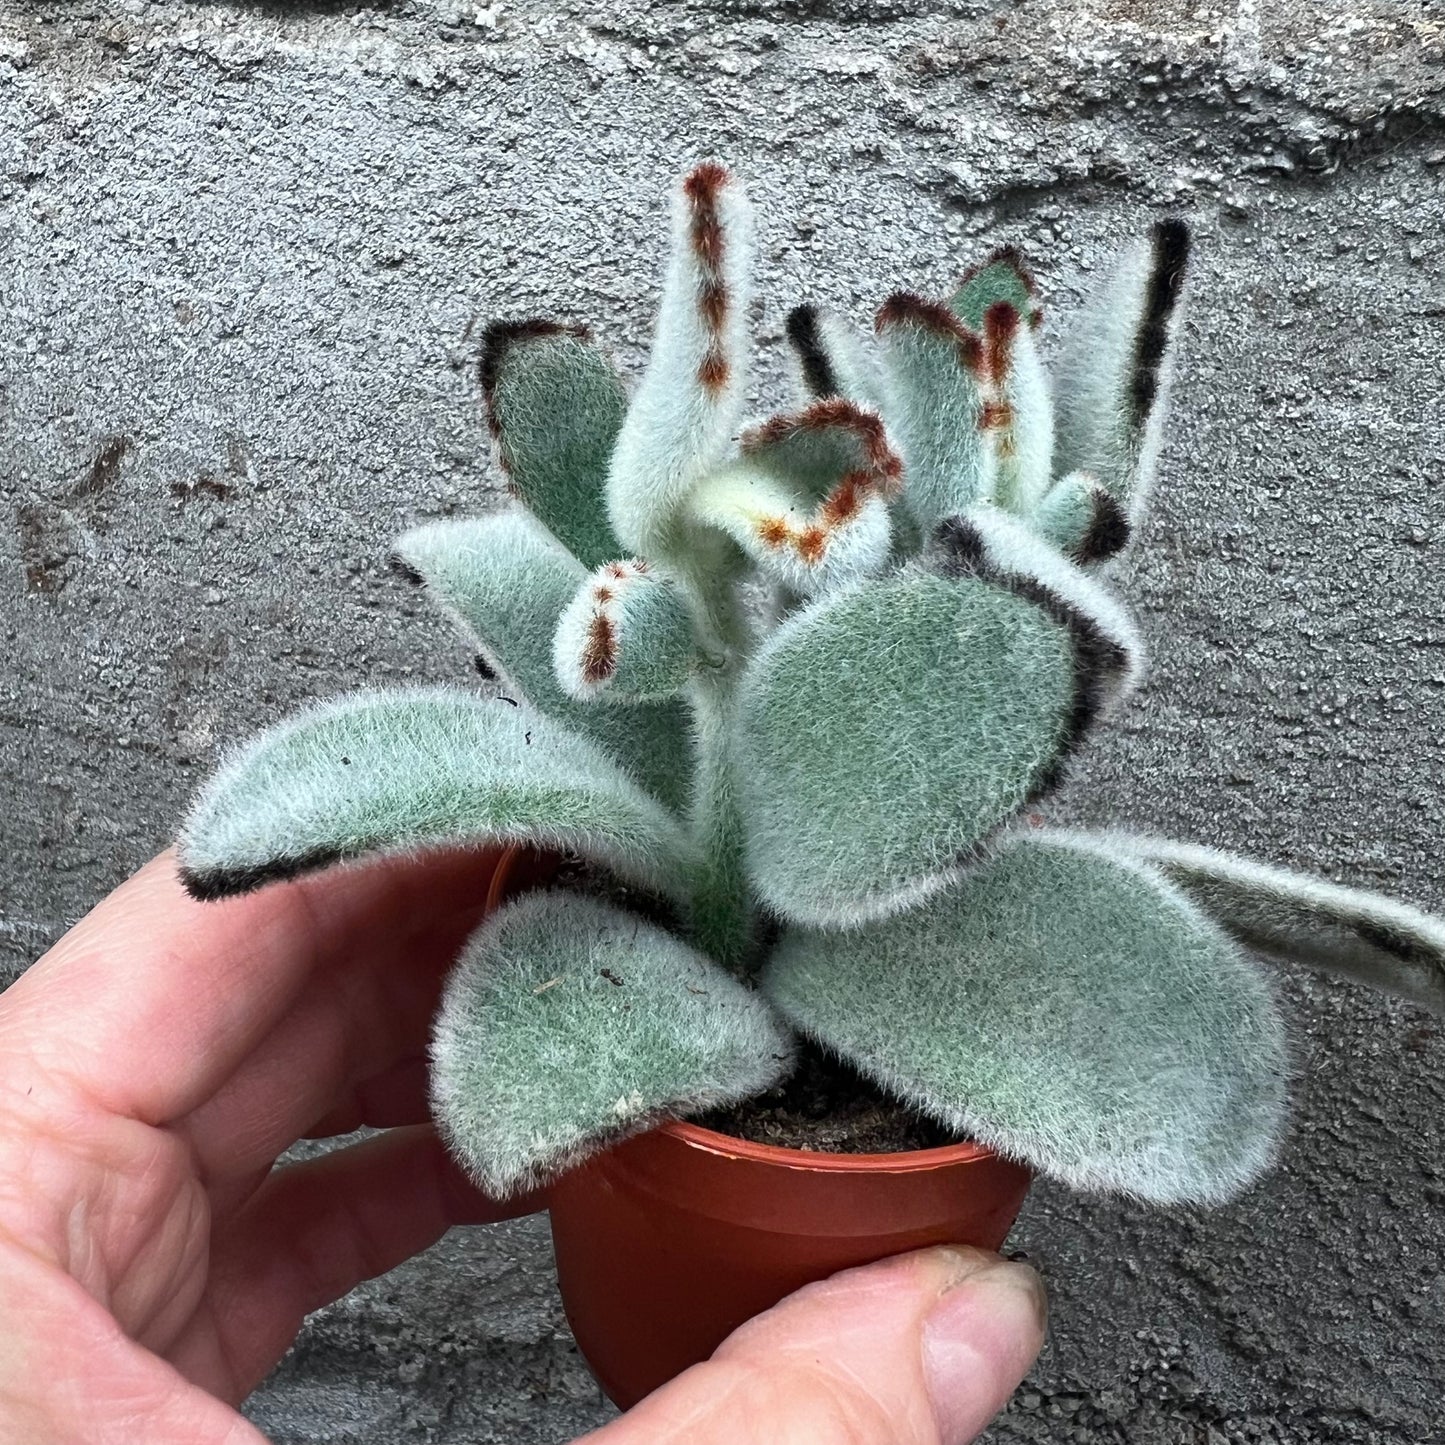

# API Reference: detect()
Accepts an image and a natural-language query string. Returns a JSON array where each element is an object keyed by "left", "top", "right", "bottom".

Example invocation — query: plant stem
[{"left": 677, "top": 554, "right": 756, "bottom": 975}]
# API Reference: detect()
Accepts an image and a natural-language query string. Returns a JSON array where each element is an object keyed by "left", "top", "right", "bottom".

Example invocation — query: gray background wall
[{"left": 2, "top": 1, "right": 1442, "bottom": 1440}]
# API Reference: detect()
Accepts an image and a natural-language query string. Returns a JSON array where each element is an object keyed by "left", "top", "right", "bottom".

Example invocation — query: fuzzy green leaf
[
  {"left": 608, "top": 163, "right": 753, "bottom": 559},
  {"left": 950, "top": 254, "right": 1052, "bottom": 514},
  {"left": 764, "top": 834, "right": 1286, "bottom": 1204},
  {"left": 178, "top": 688, "right": 698, "bottom": 902},
  {"left": 554, "top": 559, "right": 702, "bottom": 703},
  {"left": 1053, "top": 220, "right": 1191, "bottom": 521},
  {"left": 785, "top": 305, "right": 886, "bottom": 409},
  {"left": 687, "top": 401, "right": 902, "bottom": 597},
  {"left": 875, "top": 293, "right": 997, "bottom": 533},
  {"left": 950, "top": 249, "right": 1043, "bottom": 332},
  {"left": 1029, "top": 471, "right": 1132, "bottom": 566},
  {"left": 393, "top": 512, "right": 693, "bottom": 810},
  {"left": 479, "top": 322, "right": 626, "bottom": 569},
  {"left": 432, "top": 890, "right": 793, "bottom": 1195},
  {"left": 1097, "top": 834, "right": 1445, "bottom": 1016},
  {"left": 736, "top": 570, "right": 1079, "bottom": 925}
]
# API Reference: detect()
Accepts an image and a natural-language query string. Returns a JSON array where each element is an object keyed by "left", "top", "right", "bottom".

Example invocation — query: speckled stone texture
[{"left": 2, "top": 1, "right": 1443, "bottom": 1440}]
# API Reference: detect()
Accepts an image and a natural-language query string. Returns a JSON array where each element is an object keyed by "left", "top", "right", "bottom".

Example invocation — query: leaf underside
[
  {"left": 431, "top": 890, "right": 793, "bottom": 1195},
  {"left": 764, "top": 834, "right": 1287, "bottom": 1205}
]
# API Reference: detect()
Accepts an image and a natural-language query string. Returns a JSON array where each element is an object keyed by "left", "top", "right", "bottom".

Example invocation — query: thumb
[{"left": 584, "top": 1246, "right": 1046, "bottom": 1445}]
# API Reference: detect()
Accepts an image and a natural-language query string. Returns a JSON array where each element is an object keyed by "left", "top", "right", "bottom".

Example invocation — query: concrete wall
[{"left": 2, "top": 2, "right": 1442, "bottom": 1440}]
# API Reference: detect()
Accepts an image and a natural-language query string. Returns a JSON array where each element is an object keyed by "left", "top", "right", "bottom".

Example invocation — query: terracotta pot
[{"left": 484, "top": 845, "right": 1033, "bottom": 1410}]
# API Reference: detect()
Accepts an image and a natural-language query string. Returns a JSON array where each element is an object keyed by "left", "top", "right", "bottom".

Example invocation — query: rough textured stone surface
[{"left": 2, "top": 1, "right": 1443, "bottom": 1441}]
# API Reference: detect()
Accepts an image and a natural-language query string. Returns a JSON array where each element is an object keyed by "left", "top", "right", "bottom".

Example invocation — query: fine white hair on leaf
[
  {"left": 430, "top": 889, "right": 794, "bottom": 1196},
  {"left": 393, "top": 511, "right": 694, "bottom": 811},
  {"left": 874, "top": 291, "right": 998, "bottom": 535},
  {"left": 1052, "top": 220, "right": 1192, "bottom": 525},
  {"left": 607, "top": 162, "right": 754, "bottom": 559},
  {"left": 687, "top": 398, "right": 903, "bottom": 597},
  {"left": 1030, "top": 471, "right": 1133, "bottom": 567},
  {"left": 1079, "top": 830, "right": 1445, "bottom": 1017},
  {"left": 177, "top": 687, "right": 699, "bottom": 904},
  {"left": 763, "top": 831, "right": 1288, "bottom": 1206},
  {"left": 553, "top": 558, "right": 701, "bottom": 704},
  {"left": 784, "top": 305, "right": 888, "bottom": 411},
  {"left": 735, "top": 569, "right": 1080, "bottom": 926},
  {"left": 477, "top": 320, "right": 626, "bottom": 570}
]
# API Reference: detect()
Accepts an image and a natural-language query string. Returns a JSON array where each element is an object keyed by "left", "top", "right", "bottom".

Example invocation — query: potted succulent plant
[{"left": 177, "top": 163, "right": 1445, "bottom": 1409}]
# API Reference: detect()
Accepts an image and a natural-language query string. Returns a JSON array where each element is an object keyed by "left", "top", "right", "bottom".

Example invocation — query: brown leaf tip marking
[
  {"left": 479, "top": 318, "right": 591, "bottom": 438},
  {"left": 683, "top": 162, "right": 733, "bottom": 395},
  {"left": 982, "top": 301, "right": 1020, "bottom": 383},
  {"left": 1130, "top": 218, "right": 1191, "bottom": 426},
  {"left": 958, "top": 247, "right": 1044, "bottom": 330},
  {"left": 581, "top": 611, "right": 618, "bottom": 685},
  {"left": 785, "top": 304, "right": 840, "bottom": 398},
  {"left": 742, "top": 397, "right": 903, "bottom": 497},
  {"left": 876, "top": 292, "right": 984, "bottom": 376}
]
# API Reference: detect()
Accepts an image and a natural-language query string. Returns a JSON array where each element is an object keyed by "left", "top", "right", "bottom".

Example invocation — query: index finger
[{"left": 0, "top": 846, "right": 501, "bottom": 1125}]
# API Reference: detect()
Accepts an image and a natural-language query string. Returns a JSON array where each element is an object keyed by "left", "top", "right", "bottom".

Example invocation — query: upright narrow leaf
[
  {"left": 394, "top": 512, "right": 693, "bottom": 809},
  {"left": 785, "top": 305, "right": 886, "bottom": 409},
  {"left": 875, "top": 293, "right": 998, "bottom": 533},
  {"left": 1094, "top": 833, "right": 1445, "bottom": 1016},
  {"left": 178, "top": 689, "right": 698, "bottom": 903},
  {"left": 1053, "top": 221, "right": 1191, "bottom": 520},
  {"left": 764, "top": 834, "right": 1286, "bottom": 1205},
  {"left": 608, "top": 163, "right": 753, "bottom": 558},
  {"left": 432, "top": 891, "right": 793, "bottom": 1195},
  {"left": 553, "top": 559, "right": 702, "bottom": 704},
  {"left": 687, "top": 399, "right": 902, "bottom": 596},
  {"left": 479, "top": 321, "right": 626, "bottom": 569},
  {"left": 952, "top": 253, "right": 1053, "bottom": 514}
]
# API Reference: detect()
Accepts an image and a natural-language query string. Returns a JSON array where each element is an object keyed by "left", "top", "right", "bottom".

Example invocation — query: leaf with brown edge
[
  {"left": 479, "top": 320, "right": 626, "bottom": 569},
  {"left": 685, "top": 399, "right": 901, "bottom": 596}
]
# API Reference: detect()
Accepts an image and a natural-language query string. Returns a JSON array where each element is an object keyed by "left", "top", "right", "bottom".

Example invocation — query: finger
[
  {"left": 178, "top": 896, "right": 481, "bottom": 1183},
  {"left": 587, "top": 1246, "right": 1046, "bottom": 1445},
  {"left": 0, "top": 1240, "right": 268, "bottom": 1445},
  {"left": 302, "top": 1054, "right": 432, "bottom": 1138},
  {"left": 0, "top": 845, "right": 500, "bottom": 1125},
  {"left": 166, "top": 1124, "right": 545, "bottom": 1402}
]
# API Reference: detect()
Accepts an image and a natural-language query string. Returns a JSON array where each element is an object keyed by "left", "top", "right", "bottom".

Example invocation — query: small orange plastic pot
[
  {"left": 548, "top": 1125, "right": 1032, "bottom": 1408},
  {"left": 485, "top": 846, "right": 1034, "bottom": 1410}
]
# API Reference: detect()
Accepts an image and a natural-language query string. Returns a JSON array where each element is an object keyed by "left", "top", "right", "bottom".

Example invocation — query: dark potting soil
[{"left": 695, "top": 1041, "right": 963, "bottom": 1154}]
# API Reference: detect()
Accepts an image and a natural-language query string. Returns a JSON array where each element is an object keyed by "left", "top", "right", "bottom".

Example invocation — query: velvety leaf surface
[
  {"left": 764, "top": 833, "right": 1287, "bottom": 1205},
  {"left": 178, "top": 688, "right": 697, "bottom": 901},
  {"left": 735, "top": 571, "right": 1076, "bottom": 925},
  {"left": 480, "top": 322, "right": 626, "bottom": 569},
  {"left": 1098, "top": 833, "right": 1445, "bottom": 1016},
  {"left": 1052, "top": 220, "right": 1191, "bottom": 520},
  {"left": 432, "top": 890, "right": 793, "bottom": 1194}
]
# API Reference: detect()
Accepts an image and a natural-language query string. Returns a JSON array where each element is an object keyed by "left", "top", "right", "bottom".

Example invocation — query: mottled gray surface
[{"left": 3, "top": 0, "right": 1444, "bottom": 1440}]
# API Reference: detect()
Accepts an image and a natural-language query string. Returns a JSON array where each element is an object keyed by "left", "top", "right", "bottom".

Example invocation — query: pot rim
[
  {"left": 489, "top": 843, "right": 1006, "bottom": 1175},
  {"left": 653, "top": 1117, "right": 1000, "bottom": 1173}
]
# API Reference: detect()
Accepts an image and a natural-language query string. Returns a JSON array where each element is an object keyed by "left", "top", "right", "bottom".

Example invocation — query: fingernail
[{"left": 922, "top": 1258, "right": 1048, "bottom": 1445}]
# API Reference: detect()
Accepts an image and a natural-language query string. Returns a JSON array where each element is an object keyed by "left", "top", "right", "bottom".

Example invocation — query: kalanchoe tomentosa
[{"left": 178, "top": 163, "right": 1445, "bottom": 1206}]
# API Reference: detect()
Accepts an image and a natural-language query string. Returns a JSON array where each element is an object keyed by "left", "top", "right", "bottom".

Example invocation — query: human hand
[{"left": 0, "top": 850, "right": 1045, "bottom": 1443}]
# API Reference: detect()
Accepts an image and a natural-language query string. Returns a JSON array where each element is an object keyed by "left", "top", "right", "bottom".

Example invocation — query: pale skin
[{"left": 0, "top": 847, "right": 1047, "bottom": 1443}]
